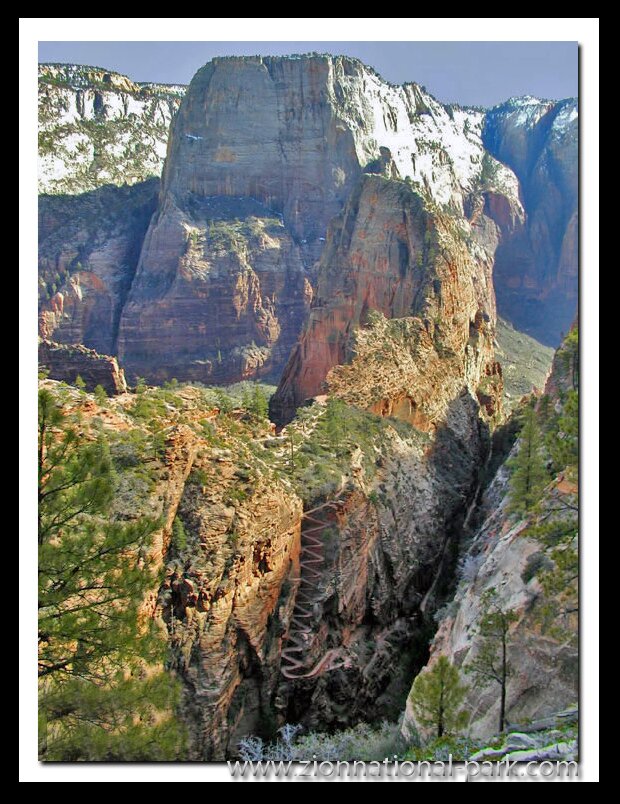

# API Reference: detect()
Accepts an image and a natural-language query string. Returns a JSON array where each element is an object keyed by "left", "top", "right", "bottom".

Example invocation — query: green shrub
[{"left": 171, "top": 516, "right": 188, "bottom": 552}]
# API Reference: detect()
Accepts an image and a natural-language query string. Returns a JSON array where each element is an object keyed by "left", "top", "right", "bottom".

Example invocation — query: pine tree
[
  {"left": 465, "top": 589, "right": 518, "bottom": 733},
  {"left": 322, "top": 397, "right": 348, "bottom": 445},
  {"left": 135, "top": 376, "right": 147, "bottom": 394},
  {"left": 408, "top": 656, "right": 468, "bottom": 739},
  {"left": 527, "top": 385, "right": 579, "bottom": 639},
  {"left": 251, "top": 384, "right": 269, "bottom": 418},
  {"left": 74, "top": 374, "right": 86, "bottom": 391},
  {"left": 559, "top": 327, "right": 579, "bottom": 390},
  {"left": 547, "top": 389, "right": 578, "bottom": 474},
  {"left": 38, "top": 389, "right": 185, "bottom": 760},
  {"left": 240, "top": 384, "right": 269, "bottom": 418},
  {"left": 93, "top": 384, "right": 108, "bottom": 405},
  {"left": 507, "top": 405, "right": 549, "bottom": 514},
  {"left": 214, "top": 388, "right": 233, "bottom": 414}
]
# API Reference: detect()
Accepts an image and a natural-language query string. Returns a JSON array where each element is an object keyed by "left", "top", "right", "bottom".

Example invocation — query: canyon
[
  {"left": 38, "top": 56, "right": 577, "bottom": 386},
  {"left": 402, "top": 326, "right": 579, "bottom": 743},
  {"left": 37, "top": 54, "right": 578, "bottom": 760}
]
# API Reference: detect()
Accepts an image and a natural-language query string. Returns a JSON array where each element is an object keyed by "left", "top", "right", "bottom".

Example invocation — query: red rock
[{"left": 38, "top": 339, "right": 127, "bottom": 394}]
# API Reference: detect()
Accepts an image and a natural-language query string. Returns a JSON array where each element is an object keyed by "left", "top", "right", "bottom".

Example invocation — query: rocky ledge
[{"left": 38, "top": 339, "right": 128, "bottom": 394}]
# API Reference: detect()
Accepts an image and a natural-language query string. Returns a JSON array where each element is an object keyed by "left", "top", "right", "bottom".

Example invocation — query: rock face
[
  {"left": 271, "top": 173, "right": 509, "bottom": 426},
  {"left": 39, "top": 340, "right": 127, "bottom": 394},
  {"left": 39, "top": 180, "right": 159, "bottom": 356},
  {"left": 38, "top": 64, "right": 184, "bottom": 195},
  {"left": 158, "top": 55, "right": 496, "bottom": 239},
  {"left": 275, "top": 394, "right": 492, "bottom": 732},
  {"left": 401, "top": 333, "right": 578, "bottom": 744},
  {"left": 266, "top": 156, "right": 517, "bottom": 729},
  {"left": 39, "top": 378, "right": 305, "bottom": 760},
  {"left": 117, "top": 54, "right": 523, "bottom": 386},
  {"left": 38, "top": 57, "right": 577, "bottom": 384},
  {"left": 483, "top": 97, "right": 578, "bottom": 345},
  {"left": 401, "top": 462, "right": 578, "bottom": 743},
  {"left": 162, "top": 446, "right": 303, "bottom": 759},
  {"left": 35, "top": 56, "right": 580, "bottom": 760},
  {"left": 117, "top": 199, "right": 311, "bottom": 384}
]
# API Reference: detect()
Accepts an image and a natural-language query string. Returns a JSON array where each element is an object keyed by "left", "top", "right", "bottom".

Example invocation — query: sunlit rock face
[
  {"left": 38, "top": 58, "right": 577, "bottom": 381},
  {"left": 271, "top": 172, "right": 507, "bottom": 428},
  {"left": 117, "top": 54, "right": 522, "bottom": 385}
]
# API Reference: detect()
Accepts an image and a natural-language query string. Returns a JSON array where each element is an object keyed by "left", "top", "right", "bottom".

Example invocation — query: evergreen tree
[
  {"left": 527, "top": 385, "right": 579, "bottom": 639},
  {"left": 507, "top": 405, "right": 549, "bottom": 514},
  {"left": 74, "top": 374, "right": 86, "bottom": 391},
  {"left": 241, "top": 383, "right": 269, "bottom": 418},
  {"left": 322, "top": 398, "right": 348, "bottom": 445},
  {"left": 295, "top": 406, "right": 315, "bottom": 435},
  {"left": 135, "top": 376, "right": 147, "bottom": 394},
  {"left": 251, "top": 384, "right": 269, "bottom": 419},
  {"left": 93, "top": 384, "right": 108, "bottom": 405},
  {"left": 408, "top": 656, "right": 468, "bottom": 739},
  {"left": 465, "top": 589, "right": 518, "bottom": 733},
  {"left": 559, "top": 327, "right": 579, "bottom": 390},
  {"left": 214, "top": 388, "right": 233, "bottom": 414},
  {"left": 546, "top": 389, "right": 578, "bottom": 474},
  {"left": 38, "top": 388, "right": 185, "bottom": 760}
]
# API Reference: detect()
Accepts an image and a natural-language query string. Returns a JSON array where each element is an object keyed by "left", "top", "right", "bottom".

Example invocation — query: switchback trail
[{"left": 280, "top": 499, "right": 346, "bottom": 680}]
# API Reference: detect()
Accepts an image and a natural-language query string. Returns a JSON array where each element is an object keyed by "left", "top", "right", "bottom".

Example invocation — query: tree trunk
[
  {"left": 499, "top": 632, "right": 507, "bottom": 732},
  {"left": 438, "top": 680, "right": 444, "bottom": 738}
]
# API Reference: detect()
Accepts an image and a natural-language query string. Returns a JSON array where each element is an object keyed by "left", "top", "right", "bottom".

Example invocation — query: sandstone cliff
[
  {"left": 483, "top": 97, "right": 578, "bottom": 345},
  {"left": 35, "top": 56, "right": 579, "bottom": 760},
  {"left": 264, "top": 166, "right": 512, "bottom": 731},
  {"left": 117, "top": 198, "right": 311, "bottom": 385},
  {"left": 161, "top": 435, "right": 302, "bottom": 759},
  {"left": 273, "top": 393, "right": 492, "bottom": 732},
  {"left": 117, "top": 54, "right": 523, "bottom": 386},
  {"left": 401, "top": 332, "right": 578, "bottom": 744},
  {"left": 271, "top": 173, "right": 509, "bottom": 427},
  {"left": 38, "top": 378, "right": 306, "bottom": 760},
  {"left": 38, "top": 57, "right": 576, "bottom": 386},
  {"left": 39, "top": 180, "right": 159, "bottom": 356},
  {"left": 39, "top": 339, "right": 127, "bottom": 394},
  {"left": 38, "top": 64, "right": 184, "bottom": 195}
]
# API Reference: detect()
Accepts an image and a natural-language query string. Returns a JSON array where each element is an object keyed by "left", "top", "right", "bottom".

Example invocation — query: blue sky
[{"left": 38, "top": 41, "right": 577, "bottom": 107}]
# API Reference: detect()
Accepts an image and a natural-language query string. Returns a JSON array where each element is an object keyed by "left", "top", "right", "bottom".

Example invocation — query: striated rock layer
[
  {"left": 38, "top": 180, "right": 159, "bottom": 357},
  {"left": 117, "top": 54, "right": 523, "bottom": 385},
  {"left": 118, "top": 199, "right": 311, "bottom": 384},
  {"left": 483, "top": 97, "right": 578, "bottom": 345},
  {"left": 271, "top": 173, "right": 510, "bottom": 427},
  {"left": 39, "top": 339, "right": 127, "bottom": 394}
]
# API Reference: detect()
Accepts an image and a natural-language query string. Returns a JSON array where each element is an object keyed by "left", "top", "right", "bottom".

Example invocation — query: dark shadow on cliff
[
  {"left": 39, "top": 179, "right": 160, "bottom": 356},
  {"left": 278, "top": 389, "right": 493, "bottom": 735}
]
